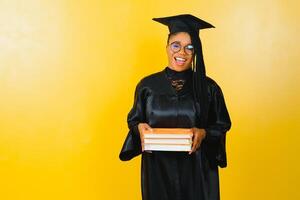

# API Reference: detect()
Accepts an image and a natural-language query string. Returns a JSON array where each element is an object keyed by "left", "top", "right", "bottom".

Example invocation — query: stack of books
[{"left": 143, "top": 128, "right": 193, "bottom": 152}]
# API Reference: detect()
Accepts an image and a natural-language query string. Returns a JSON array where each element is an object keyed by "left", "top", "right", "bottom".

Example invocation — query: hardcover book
[{"left": 143, "top": 128, "right": 193, "bottom": 152}]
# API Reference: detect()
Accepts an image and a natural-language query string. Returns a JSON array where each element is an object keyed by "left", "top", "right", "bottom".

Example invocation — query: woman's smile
[{"left": 174, "top": 56, "right": 187, "bottom": 65}]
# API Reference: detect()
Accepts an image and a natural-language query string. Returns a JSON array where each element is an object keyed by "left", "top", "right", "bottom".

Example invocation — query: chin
[{"left": 171, "top": 64, "right": 191, "bottom": 72}]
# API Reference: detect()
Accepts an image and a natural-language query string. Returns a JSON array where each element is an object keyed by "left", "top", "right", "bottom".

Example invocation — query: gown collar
[
  {"left": 165, "top": 66, "right": 192, "bottom": 80},
  {"left": 163, "top": 66, "right": 193, "bottom": 96}
]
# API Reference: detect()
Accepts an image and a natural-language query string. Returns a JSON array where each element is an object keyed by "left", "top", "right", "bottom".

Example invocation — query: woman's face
[{"left": 166, "top": 32, "right": 193, "bottom": 72}]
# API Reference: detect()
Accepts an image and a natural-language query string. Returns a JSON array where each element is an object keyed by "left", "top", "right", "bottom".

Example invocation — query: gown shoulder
[
  {"left": 206, "top": 76, "right": 222, "bottom": 92},
  {"left": 137, "top": 70, "right": 165, "bottom": 87}
]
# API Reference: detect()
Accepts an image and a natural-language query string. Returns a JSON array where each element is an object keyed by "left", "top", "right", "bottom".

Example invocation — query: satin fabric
[{"left": 119, "top": 67, "right": 231, "bottom": 200}]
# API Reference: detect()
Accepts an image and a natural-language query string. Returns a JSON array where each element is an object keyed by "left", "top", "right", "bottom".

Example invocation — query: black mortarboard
[
  {"left": 153, "top": 14, "right": 215, "bottom": 127},
  {"left": 152, "top": 14, "right": 214, "bottom": 35}
]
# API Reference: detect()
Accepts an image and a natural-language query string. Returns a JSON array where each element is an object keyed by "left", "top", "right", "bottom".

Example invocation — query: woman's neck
[
  {"left": 167, "top": 66, "right": 192, "bottom": 73},
  {"left": 165, "top": 66, "right": 192, "bottom": 80}
]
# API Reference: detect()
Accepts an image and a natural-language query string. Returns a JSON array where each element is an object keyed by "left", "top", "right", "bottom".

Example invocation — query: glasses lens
[
  {"left": 185, "top": 44, "right": 194, "bottom": 55},
  {"left": 170, "top": 42, "right": 181, "bottom": 52}
]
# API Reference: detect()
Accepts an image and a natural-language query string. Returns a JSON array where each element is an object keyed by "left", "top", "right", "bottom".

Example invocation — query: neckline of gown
[
  {"left": 163, "top": 66, "right": 193, "bottom": 96},
  {"left": 165, "top": 66, "right": 192, "bottom": 80}
]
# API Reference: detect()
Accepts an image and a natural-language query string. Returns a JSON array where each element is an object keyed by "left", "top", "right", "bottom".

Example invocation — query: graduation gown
[{"left": 119, "top": 67, "right": 231, "bottom": 200}]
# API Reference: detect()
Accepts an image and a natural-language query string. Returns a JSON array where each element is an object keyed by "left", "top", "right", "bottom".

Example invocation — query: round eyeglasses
[{"left": 169, "top": 42, "right": 194, "bottom": 55}]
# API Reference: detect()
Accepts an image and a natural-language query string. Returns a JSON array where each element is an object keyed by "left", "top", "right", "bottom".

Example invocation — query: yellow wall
[{"left": 0, "top": 0, "right": 299, "bottom": 199}]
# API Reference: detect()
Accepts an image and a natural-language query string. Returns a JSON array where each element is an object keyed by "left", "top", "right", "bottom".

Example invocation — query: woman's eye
[
  {"left": 172, "top": 44, "right": 180, "bottom": 48},
  {"left": 186, "top": 45, "right": 194, "bottom": 50}
]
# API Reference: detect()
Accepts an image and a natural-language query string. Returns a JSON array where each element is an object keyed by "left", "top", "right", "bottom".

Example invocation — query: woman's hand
[
  {"left": 138, "top": 123, "right": 152, "bottom": 152},
  {"left": 189, "top": 127, "right": 206, "bottom": 154}
]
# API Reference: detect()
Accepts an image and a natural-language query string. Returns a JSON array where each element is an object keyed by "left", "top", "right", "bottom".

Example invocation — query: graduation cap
[
  {"left": 152, "top": 14, "right": 214, "bottom": 127},
  {"left": 152, "top": 14, "right": 214, "bottom": 35}
]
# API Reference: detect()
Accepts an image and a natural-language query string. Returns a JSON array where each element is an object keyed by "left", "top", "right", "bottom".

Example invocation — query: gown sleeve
[
  {"left": 119, "top": 80, "right": 146, "bottom": 161},
  {"left": 203, "top": 80, "right": 231, "bottom": 168}
]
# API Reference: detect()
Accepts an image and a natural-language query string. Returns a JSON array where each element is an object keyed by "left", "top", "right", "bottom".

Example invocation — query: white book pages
[
  {"left": 144, "top": 138, "right": 192, "bottom": 145},
  {"left": 144, "top": 133, "right": 192, "bottom": 139},
  {"left": 144, "top": 144, "right": 191, "bottom": 152}
]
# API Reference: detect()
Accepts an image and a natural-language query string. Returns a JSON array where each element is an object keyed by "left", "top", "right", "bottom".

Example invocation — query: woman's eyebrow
[{"left": 171, "top": 40, "right": 192, "bottom": 45}]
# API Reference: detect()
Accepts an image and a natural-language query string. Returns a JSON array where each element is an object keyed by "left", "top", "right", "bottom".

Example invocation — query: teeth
[{"left": 175, "top": 57, "right": 186, "bottom": 61}]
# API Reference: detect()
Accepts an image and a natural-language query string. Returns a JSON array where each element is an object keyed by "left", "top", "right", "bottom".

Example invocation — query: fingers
[
  {"left": 138, "top": 123, "right": 152, "bottom": 152},
  {"left": 143, "top": 123, "right": 152, "bottom": 132},
  {"left": 138, "top": 123, "right": 152, "bottom": 132},
  {"left": 189, "top": 133, "right": 200, "bottom": 154},
  {"left": 189, "top": 128, "right": 204, "bottom": 155},
  {"left": 140, "top": 129, "right": 145, "bottom": 152}
]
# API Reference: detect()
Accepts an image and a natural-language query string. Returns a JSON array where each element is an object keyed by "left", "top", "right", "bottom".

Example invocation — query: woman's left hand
[{"left": 189, "top": 127, "right": 206, "bottom": 154}]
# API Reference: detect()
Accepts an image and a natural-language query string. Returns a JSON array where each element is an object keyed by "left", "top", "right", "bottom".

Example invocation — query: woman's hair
[
  {"left": 167, "top": 32, "right": 181, "bottom": 44},
  {"left": 166, "top": 32, "right": 193, "bottom": 46}
]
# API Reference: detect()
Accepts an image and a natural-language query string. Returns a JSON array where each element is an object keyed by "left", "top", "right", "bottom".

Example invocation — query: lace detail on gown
[
  {"left": 168, "top": 79, "right": 186, "bottom": 92},
  {"left": 165, "top": 67, "right": 192, "bottom": 93}
]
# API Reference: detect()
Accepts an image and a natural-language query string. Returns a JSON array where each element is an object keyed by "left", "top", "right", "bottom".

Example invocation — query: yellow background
[{"left": 0, "top": 0, "right": 299, "bottom": 199}]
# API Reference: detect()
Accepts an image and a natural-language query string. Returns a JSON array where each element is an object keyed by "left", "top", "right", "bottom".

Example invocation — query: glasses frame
[{"left": 168, "top": 42, "right": 194, "bottom": 55}]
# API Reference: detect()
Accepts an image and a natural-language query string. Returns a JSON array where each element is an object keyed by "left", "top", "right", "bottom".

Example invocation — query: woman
[{"left": 119, "top": 14, "right": 231, "bottom": 200}]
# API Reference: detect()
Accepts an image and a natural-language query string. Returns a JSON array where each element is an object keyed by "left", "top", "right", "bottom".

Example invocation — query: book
[
  {"left": 143, "top": 128, "right": 193, "bottom": 152},
  {"left": 144, "top": 133, "right": 192, "bottom": 139},
  {"left": 144, "top": 144, "right": 191, "bottom": 152},
  {"left": 144, "top": 138, "right": 191, "bottom": 144}
]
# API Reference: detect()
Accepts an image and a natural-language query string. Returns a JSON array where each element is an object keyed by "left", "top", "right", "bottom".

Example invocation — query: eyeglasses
[{"left": 169, "top": 42, "right": 194, "bottom": 55}]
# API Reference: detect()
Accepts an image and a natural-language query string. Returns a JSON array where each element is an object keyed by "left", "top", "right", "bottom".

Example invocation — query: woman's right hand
[{"left": 138, "top": 123, "right": 152, "bottom": 152}]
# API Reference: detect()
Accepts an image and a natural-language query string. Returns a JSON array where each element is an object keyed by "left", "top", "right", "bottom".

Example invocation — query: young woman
[{"left": 120, "top": 14, "right": 231, "bottom": 200}]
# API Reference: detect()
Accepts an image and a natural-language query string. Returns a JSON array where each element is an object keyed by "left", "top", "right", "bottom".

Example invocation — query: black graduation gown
[{"left": 119, "top": 67, "right": 231, "bottom": 200}]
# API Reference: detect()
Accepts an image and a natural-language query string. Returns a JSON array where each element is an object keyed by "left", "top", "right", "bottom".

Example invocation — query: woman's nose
[{"left": 178, "top": 47, "right": 186, "bottom": 55}]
